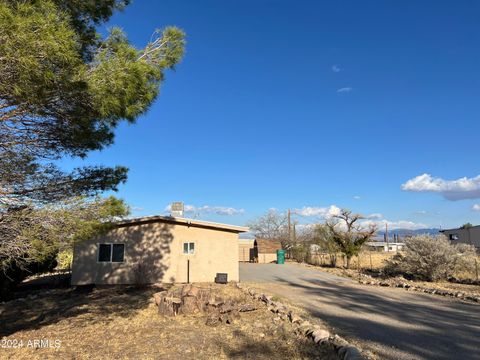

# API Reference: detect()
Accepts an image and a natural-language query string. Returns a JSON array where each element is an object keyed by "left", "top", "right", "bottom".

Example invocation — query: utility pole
[
  {"left": 385, "top": 223, "right": 389, "bottom": 252},
  {"left": 288, "top": 209, "right": 291, "bottom": 242}
]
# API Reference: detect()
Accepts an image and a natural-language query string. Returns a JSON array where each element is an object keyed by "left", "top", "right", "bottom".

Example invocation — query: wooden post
[
  {"left": 357, "top": 255, "right": 361, "bottom": 281},
  {"left": 475, "top": 258, "right": 479, "bottom": 281}
]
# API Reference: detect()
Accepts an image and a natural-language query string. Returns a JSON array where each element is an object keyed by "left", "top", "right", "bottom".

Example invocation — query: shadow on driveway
[{"left": 240, "top": 263, "right": 480, "bottom": 360}]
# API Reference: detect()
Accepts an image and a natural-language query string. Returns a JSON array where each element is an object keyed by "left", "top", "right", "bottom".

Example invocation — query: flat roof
[
  {"left": 114, "top": 215, "right": 249, "bottom": 233},
  {"left": 440, "top": 225, "right": 480, "bottom": 232},
  {"left": 367, "top": 241, "right": 405, "bottom": 246}
]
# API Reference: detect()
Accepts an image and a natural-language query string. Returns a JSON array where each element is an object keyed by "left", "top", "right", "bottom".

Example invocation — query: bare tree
[
  {"left": 246, "top": 210, "right": 289, "bottom": 247},
  {"left": 326, "top": 209, "right": 376, "bottom": 269}
]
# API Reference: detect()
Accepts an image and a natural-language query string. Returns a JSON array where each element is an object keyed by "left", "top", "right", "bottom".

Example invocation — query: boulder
[
  {"left": 153, "top": 291, "right": 166, "bottom": 306},
  {"left": 311, "top": 329, "right": 330, "bottom": 343},
  {"left": 338, "top": 345, "right": 365, "bottom": 360}
]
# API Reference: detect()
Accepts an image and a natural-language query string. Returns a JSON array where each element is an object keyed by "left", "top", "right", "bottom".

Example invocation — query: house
[
  {"left": 254, "top": 238, "right": 282, "bottom": 263},
  {"left": 440, "top": 225, "right": 480, "bottom": 248},
  {"left": 71, "top": 215, "right": 248, "bottom": 285},
  {"left": 365, "top": 241, "right": 405, "bottom": 252},
  {"left": 238, "top": 239, "right": 254, "bottom": 262}
]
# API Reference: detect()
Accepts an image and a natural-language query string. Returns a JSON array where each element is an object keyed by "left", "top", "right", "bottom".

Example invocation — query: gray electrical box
[{"left": 215, "top": 273, "right": 228, "bottom": 284}]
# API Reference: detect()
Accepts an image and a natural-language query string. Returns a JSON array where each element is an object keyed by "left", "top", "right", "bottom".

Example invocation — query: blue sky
[{"left": 64, "top": 0, "right": 480, "bottom": 229}]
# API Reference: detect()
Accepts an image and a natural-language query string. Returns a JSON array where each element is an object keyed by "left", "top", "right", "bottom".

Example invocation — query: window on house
[
  {"left": 112, "top": 244, "right": 125, "bottom": 262},
  {"left": 98, "top": 243, "right": 125, "bottom": 262},
  {"left": 98, "top": 244, "right": 112, "bottom": 262},
  {"left": 183, "top": 242, "right": 195, "bottom": 254},
  {"left": 449, "top": 234, "right": 459, "bottom": 241}
]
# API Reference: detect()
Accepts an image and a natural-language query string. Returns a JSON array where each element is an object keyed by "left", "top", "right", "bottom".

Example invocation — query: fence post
[{"left": 475, "top": 258, "right": 479, "bottom": 281}]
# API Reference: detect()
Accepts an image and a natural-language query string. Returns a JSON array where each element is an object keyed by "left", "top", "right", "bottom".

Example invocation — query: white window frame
[
  {"left": 97, "top": 243, "right": 125, "bottom": 263},
  {"left": 183, "top": 242, "right": 195, "bottom": 255}
]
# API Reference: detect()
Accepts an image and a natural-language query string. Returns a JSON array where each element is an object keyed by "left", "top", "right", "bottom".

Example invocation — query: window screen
[
  {"left": 98, "top": 244, "right": 111, "bottom": 262},
  {"left": 112, "top": 244, "right": 125, "bottom": 262}
]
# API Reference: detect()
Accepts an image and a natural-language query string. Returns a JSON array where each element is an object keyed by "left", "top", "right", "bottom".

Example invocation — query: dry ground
[
  {"left": 0, "top": 281, "right": 336, "bottom": 360},
  {"left": 307, "top": 262, "right": 480, "bottom": 298}
]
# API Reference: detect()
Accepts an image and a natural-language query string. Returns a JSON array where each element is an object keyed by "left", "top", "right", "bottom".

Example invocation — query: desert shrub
[
  {"left": 291, "top": 244, "right": 309, "bottom": 263},
  {"left": 452, "top": 243, "right": 478, "bottom": 278},
  {"left": 384, "top": 235, "right": 477, "bottom": 281}
]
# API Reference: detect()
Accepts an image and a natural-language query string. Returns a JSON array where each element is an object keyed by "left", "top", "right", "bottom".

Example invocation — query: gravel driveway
[{"left": 240, "top": 263, "right": 480, "bottom": 360}]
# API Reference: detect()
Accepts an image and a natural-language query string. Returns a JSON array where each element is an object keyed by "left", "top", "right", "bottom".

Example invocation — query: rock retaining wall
[
  {"left": 236, "top": 283, "right": 366, "bottom": 360},
  {"left": 358, "top": 274, "right": 480, "bottom": 303}
]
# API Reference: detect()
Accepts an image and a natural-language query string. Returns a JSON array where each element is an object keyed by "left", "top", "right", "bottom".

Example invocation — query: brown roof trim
[{"left": 113, "top": 215, "right": 249, "bottom": 233}]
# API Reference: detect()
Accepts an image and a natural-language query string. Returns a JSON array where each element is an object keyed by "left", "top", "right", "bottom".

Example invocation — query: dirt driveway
[{"left": 240, "top": 263, "right": 480, "bottom": 360}]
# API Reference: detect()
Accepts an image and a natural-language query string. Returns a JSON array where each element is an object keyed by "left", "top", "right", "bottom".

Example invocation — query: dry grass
[
  {"left": 308, "top": 251, "right": 396, "bottom": 270},
  {"left": 0, "top": 282, "right": 335, "bottom": 360}
]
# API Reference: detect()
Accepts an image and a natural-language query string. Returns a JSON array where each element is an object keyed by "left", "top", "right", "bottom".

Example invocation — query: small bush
[
  {"left": 385, "top": 235, "right": 477, "bottom": 281},
  {"left": 291, "top": 244, "right": 309, "bottom": 263}
]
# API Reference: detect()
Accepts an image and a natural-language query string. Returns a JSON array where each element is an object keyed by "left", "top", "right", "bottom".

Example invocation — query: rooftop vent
[{"left": 170, "top": 202, "right": 184, "bottom": 217}]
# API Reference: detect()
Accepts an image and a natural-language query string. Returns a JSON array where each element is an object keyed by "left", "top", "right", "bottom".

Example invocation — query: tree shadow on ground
[
  {"left": 1, "top": 220, "right": 178, "bottom": 337},
  {"left": 0, "top": 284, "right": 167, "bottom": 338},
  {"left": 270, "top": 277, "right": 480, "bottom": 360},
  {"left": 215, "top": 327, "right": 336, "bottom": 360}
]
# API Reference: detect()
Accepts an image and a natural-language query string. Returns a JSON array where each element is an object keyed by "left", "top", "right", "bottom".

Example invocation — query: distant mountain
[{"left": 376, "top": 228, "right": 441, "bottom": 238}]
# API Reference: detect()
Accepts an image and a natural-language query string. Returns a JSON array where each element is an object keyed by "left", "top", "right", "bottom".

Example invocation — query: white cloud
[
  {"left": 473, "top": 204, "right": 480, "bottom": 211},
  {"left": 360, "top": 219, "right": 427, "bottom": 231},
  {"left": 165, "top": 204, "right": 244, "bottom": 216},
  {"left": 331, "top": 64, "right": 341, "bottom": 72},
  {"left": 353, "top": 195, "right": 361, "bottom": 200},
  {"left": 415, "top": 210, "right": 427, "bottom": 215},
  {"left": 290, "top": 205, "right": 427, "bottom": 232},
  {"left": 293, "top": 205, "right": 341, "bottom": 219},
  {"left": 337, "top": 87, "right": 352, "bottom": 93},
  {"left": 401, "top": 173, "right": 480, "bottom": 200}
]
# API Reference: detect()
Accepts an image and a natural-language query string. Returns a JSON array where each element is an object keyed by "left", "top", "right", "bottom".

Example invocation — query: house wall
[
  {"left": 442, "top": 228, "right": 480, "bottom": 248},
  {"left": 238, "top": 240, "right": 254, "bottom": 262},
  {"left": 71, "top": 221, "right": 240, "bottom": 285},
  {"left": 257, "top": 253, "right": 277, "bottom": 264}
]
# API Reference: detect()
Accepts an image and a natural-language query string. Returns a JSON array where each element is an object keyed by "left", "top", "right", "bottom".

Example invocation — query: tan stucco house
[
  {"left": 238, "top": 239, "right": 254, "bottom": 262},
  {"left": 71, "top": 215, "right": 248, "bottom": 285}
]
